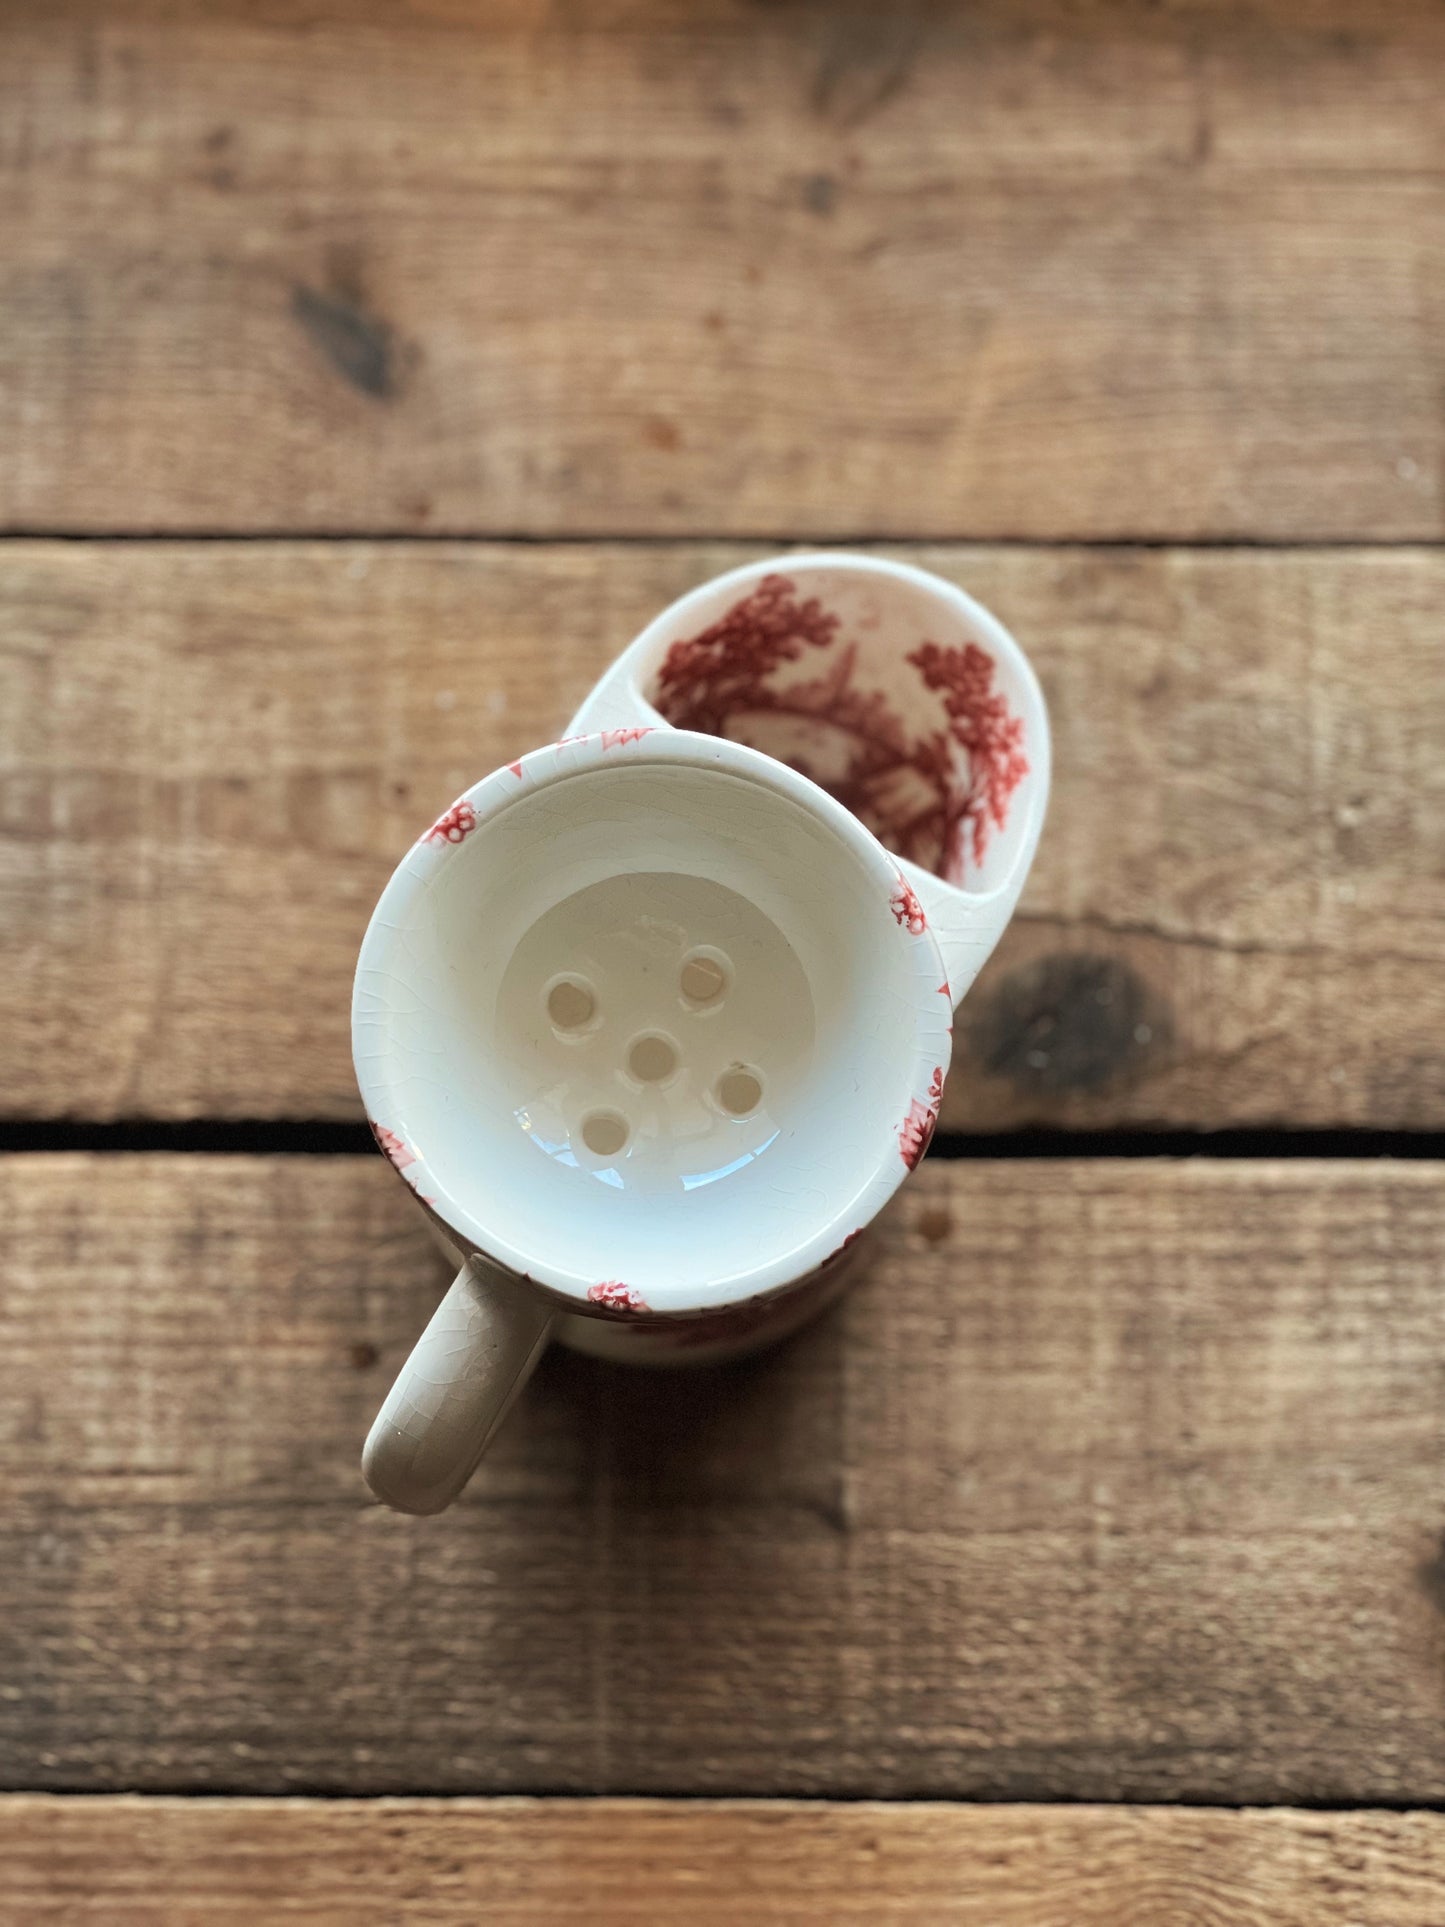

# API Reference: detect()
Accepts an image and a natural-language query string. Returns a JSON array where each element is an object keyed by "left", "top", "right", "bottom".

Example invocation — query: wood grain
[
  {"left": 5, "top": 1797, "right": 1445, "bottom": 1926},
  {"left": 3, "top": 541, "right": 1441, "bottom": 1130},
  {"left": 2, "top": 0, "right": 1441, "bottom": 540},
  {"left": 3, "top": 1153, "right": 1443, "bottom": 1801}
]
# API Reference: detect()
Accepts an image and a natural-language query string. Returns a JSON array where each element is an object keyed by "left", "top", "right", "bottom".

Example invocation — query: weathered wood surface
[
  {"left": 2, "top": 0, "right": 1440, "bottom": 541},
  {"left": 3, "top": 1153, "right": 1442, "bottom": 1800},
  {"left": 6, "top": 1797, "right": 1445, "bottom": 1926},
  {"left": 2, "top": 541, "right": 1440, "bottom": 1130}
]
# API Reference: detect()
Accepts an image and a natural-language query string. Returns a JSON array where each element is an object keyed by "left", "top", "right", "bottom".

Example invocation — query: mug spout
[
  {"left": 898, "top": 855, "right": 1031, "bottom": 1011},
  {"left": 561, "top": 553, "right": 1050, "bottom": 1014}
]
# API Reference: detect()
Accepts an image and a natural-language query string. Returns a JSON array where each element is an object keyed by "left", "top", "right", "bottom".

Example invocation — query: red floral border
[
  {"left": 423, "top": 800, "right": 477, "bottom": 846},
  {"left": 890, "top": 874, "right": 927, "bottom": 934},
  {"left": 899, "top": 1066, "right": 945, "bottom": 1170},
  {"left": 587, "top": 1281, "right": 651, "bottom": 1313},
  {"left": 369, "top": 1119, "right": 416, "bottom": 1171}
]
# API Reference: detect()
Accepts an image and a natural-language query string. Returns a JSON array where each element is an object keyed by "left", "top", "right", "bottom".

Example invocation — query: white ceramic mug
[{"left": 355, "top": 555, "right": 1049, "bottom": 1513}]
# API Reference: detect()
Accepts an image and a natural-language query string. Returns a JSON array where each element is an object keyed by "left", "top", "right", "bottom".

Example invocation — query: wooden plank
[
  {"left": 3, "top": 1153, "right": 1443, "bottom": 1801},
  {"left": 2, "top": 0, "right": 1440, "bottom": 541},
  {"left": 2, "top": 541, "right": 1441, "bottom": 1130},
  {"left": 5, "top": 1798, "right": 1445, "bottom": 1926}
]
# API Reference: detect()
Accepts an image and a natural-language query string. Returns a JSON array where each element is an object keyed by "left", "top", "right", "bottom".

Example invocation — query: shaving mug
[{"left": 355, "top": 554, "right": 1049, "bottom": 1512}]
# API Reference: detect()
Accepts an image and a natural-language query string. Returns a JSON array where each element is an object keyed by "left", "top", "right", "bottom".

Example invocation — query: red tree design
[
  {"left": 652, "top": 579, "right": 1027, "bottom": 886},
  {"left": 601, "top": 726, "right": 652, "bottom": 750},
  {"left": 654, "top": 574, "right": 840, "bottom": 733},
  {"left": 907, "top": 640, "right": 1028, "bottom": 878},
  {"left": 899, "top": 1066, "right": 944, "bottom": 1171},
  {"left": 424, "top": 799, "right": 478, "bottom": 845}
]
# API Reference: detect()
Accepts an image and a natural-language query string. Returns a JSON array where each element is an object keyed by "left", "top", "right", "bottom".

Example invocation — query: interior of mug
[
  {"left": 642, "top": 561, "right": 1038, "bottom": 892},
  {"left": 353, "top": 742, "right": 947, "bottom": 1308}
]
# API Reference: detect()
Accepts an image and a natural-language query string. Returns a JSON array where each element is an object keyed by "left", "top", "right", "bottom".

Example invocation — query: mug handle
[{"left": 362, "top": 1260, "right": 557, "bottom": 1515}]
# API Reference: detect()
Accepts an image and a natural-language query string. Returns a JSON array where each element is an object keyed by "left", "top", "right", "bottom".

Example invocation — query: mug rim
[{"left": 353, "top": 728, "right": 953, "bottom": 1316}]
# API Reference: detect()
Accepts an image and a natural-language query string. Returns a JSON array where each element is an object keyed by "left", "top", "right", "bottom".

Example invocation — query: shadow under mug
[{"left": 354, "top": 553, "right": 1050, "bottom": 1513}]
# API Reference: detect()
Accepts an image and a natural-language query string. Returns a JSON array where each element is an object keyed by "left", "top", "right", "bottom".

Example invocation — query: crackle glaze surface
[{"left": 354, "top": 728, "right": 952, "bottom": 1319}]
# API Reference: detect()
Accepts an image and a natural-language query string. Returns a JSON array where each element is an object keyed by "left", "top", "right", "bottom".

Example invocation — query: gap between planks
[
  {"left": 0, "top": 1121, "right": 1443, "bottom": 1159},
  {"left": 2, "top": 531, "right": 1444, "bottom": 550}
]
